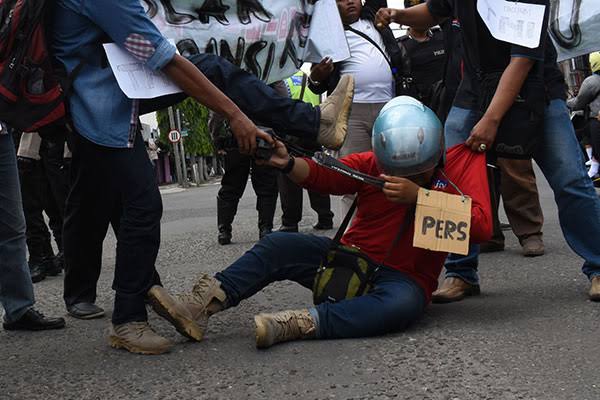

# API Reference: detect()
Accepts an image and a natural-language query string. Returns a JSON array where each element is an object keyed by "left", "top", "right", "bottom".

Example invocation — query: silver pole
[{"left": 168, "top": 107, "right": 183, "bottom": 187}]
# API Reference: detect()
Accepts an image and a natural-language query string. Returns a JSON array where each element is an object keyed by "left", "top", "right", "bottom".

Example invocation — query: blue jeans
[
  {"left": 443, "top": 100, "right": 600, "bottom": 284},
  {"left": 0, "top": 132, "right": 35, "bottom": 323},
  {"left": 216, "top": 232, "right": 426, "bottom": 339}
]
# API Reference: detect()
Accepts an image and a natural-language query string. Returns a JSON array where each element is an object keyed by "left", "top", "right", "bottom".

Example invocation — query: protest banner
[
  {"left": 142, "top": 0, "right": 350, "bottom": 83},
  {"left": 550, "top": 0, "right": 600, "bottom": 61}
]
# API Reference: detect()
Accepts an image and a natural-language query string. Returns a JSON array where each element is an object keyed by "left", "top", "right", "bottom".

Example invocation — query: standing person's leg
[
  {"left": 338, "top": 103, "right": 381, "bottom": 218},
  {"left": 433, "top": 107, "right": 483, "bottom": 303},
  {"left": 63, "top": 132, "right": 114, "bottom": 319},
  {"left": 0, "top": 131, "right": 64, "bottom": 331},
  {"left": 250, "top": 159, "right": 278, "bottom": 239},
  {"left": 278, "top": 173, "right": 303, "bottom": 232},
  {"left": 18, "top": 157, "right": 53, "bottom": 283},
  {"left": 108, "top": 132, "right": 170, "bottom": 354},
  {"left": 308, "top": 190, "right": 334, "bottom": 230},
  {"left": 217, "top": 150, "right": 250, "bottom": 244},
  {"left": 590, "top": 119, "right": 600, "bottom": 179},
  {"left": 533, "top": 99, "right": 600, "bottom": 300},
  {"left": 496, "top": 158, "right": 545, "bottom": 257},
  {"left": 188, "top": 54, "right": 354, "bottom": 149}
]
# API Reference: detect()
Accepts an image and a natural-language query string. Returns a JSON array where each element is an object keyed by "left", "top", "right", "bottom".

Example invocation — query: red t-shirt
[{"left": 301, "top": 144, "right": 492, "bottom": 302}]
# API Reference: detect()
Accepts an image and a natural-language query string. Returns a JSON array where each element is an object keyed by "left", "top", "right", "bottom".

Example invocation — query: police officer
[
  {"left": 209, "top": 110, "right": 279, "bottom": 245},
  {"left": 397, "top": 0, "right": 446, "bottom": 108},
  {"left": 278, "top": 72, "right": 334, "bottom": 232}
]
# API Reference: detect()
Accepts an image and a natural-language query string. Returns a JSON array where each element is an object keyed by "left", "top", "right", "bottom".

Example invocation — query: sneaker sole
[
  {"left": 330, "top": 77, "right": 354, "bottom": 150},
  {"left": 254, "top": 315, "right": 272, "bottom": 349},
  {"left": 148, "top": 287, "right": 204, "bottom": 342},
  {"left": 108, "top": 335, "right": 171, "bottom": 355}
]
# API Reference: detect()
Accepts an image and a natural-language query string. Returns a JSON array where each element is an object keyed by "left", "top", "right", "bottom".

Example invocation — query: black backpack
[{"left": 0, "top": 0, "right": 70, "bottom": 132}]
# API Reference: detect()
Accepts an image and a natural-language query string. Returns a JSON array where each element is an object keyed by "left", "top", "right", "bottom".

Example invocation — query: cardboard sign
[{"left": 413, "top": 188, "right": 472, "bottom": 256}]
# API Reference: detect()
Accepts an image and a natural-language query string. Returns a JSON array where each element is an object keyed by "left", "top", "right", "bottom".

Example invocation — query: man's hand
[
  {"left": 264, "top": 140, "right": 290, "bottom": 169},
  {"left": 465, "top": 116, "right": 499, "bottom": 153},
  {"left": 228, "top": 113, "right": 273, "bottom": 154},
  {"left": 309, "top": 57, "right": 334, "bottom": 83},
  {"left": 381, "top": 175, "right": 420, "bottom": 204},
  {"left": 375, "top": 8, "right": 398, "bottom": 29}
]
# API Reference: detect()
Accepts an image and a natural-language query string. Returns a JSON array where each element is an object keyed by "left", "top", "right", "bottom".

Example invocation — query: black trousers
[
  {"left": 217, "top": 150, "right": 278, "bottom": 232},
  {"left": 278, "top": 173, "right": 333, "bottom": 227},
  {"left": 63, "top": 132, "right": 161, "bottom": 324},
  {"left": 17, "top": 134, "right": 69, "bottom": 263},
  {"left": 590, "top": 119, "right": 600, "bottom": 161}
]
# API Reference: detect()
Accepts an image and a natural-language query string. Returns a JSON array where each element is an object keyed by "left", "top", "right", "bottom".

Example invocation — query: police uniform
[{"left": 397, "top": 27, "right": 446, "bottom": 107}]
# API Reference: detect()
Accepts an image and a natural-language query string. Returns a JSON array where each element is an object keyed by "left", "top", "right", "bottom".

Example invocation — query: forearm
[
  {"left": 282, "top": 157, "right": 311, "bottom": 184},
  {"left": 482, "top": 57, "right": 535, "bottom": 124},
  {"left": 162, "top": 54, "right": 242, "bottom": 120},
  {"left": 393, "top": 4, "right": 441, "bottom": 30}
]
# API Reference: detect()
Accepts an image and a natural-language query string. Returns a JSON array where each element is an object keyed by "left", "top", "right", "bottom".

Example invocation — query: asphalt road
[{"left": 2, "top": 172, "right": 600, "bottom": 400}]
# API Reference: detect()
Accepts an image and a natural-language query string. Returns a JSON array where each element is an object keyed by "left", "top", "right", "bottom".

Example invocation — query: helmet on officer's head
[
  {"left": 590, "top": 52, "right": 600, "bottom": 74},
  {"left": 372, "top": 96, "right": 444, "bottom": 177}
]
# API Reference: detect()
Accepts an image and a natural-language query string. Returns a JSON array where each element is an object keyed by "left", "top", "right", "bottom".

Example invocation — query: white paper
[
  {"left": 303, "top": 0, "right": 350, "bottom": 63},
  {"left": 477, "top": 0, "right": 546, "bottom": 49},
  {"left": 103, "top": 43, "right": 182, "bottom": 99}
]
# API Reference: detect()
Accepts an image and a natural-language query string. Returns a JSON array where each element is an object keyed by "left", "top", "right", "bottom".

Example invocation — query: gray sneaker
[
  {"left": 317, "top": 74, "right": 354, "bottom": 150},
  {"left": 108, "top": 322, "right": 172, "bottom": 355},
  {"left": 254, "top": 309, "right": 317, "bottom": 349}
]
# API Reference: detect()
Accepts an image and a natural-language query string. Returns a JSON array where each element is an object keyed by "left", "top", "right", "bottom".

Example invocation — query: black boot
[
  {"left": 218, "top": 224, "right": 232, "bottom": 245},
  {"left": 43, "top": 255, "right": 62, "bottom": 276},
  {"left": 29, "top": 262, "right": 46, "bottom": 283}
]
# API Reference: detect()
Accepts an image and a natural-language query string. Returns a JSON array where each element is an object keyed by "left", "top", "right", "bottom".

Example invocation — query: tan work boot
[
  {"left": 589, "top": 276, "right": 600, "bottom": 302},
  {"left": 317, "top": 74, "right": 354, "bottom": 150},
  {"left": 431, "top": 277, "right": 480, "bottom": 304},
  {"left": 254, "top": 309, "right": 316, "bottom": 349},
  {"left": 520, "top": 235, "right": 545, "bottom": 257},
  {"left": 148, "top": 275, "right": 227, "bottom": 341},
  {"left": 108, "top": 321, "right": 172, "bottom": 355}
]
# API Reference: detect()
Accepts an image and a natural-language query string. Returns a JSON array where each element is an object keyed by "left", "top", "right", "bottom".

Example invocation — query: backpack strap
[
  {"left": 331, "top": 198, "right": 358, "bottom": 249},
  {"left": 343, "top": 24, "right": 393, "bottom": 71}
]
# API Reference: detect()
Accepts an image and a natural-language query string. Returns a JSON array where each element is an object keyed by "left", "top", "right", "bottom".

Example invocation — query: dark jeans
[
  {"left": 217, "top": 149, "right": 278, "bottom": 231},
  {"left": 216, "top": 232, "right": 426, "bottom": 339},
  {"left": 189, "top": 54, "right": 320, "bottom": 140},
  {"left": 0, "top": 131, "right": 35, "bottom": 322},
  {"left": 63, "top": 131, "right": 161, "bottom": 324},
  {"left": 278, "top": 173, "right": 333, "bottom": 227}
]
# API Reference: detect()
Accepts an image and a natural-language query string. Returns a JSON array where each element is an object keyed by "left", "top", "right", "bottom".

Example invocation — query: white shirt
[{"left": 339, "top": 19, "right": 394, "bottom": 103}]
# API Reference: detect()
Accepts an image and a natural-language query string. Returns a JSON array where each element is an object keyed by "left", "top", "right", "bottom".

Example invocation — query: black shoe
[
  {"left": 3, "top": 308, "right": 65, "bottom": 331},
  {"left": 259, "top": 227, "right": 273, "bottom": 240},
  {"left": 218, "top": 231, "right": 232, "bottom": 245},
  {"left": 29, "top": 263, "right": 46, "bottom": 283},
  {"left": 313, "top": 221, "right": 333, "bottom": 230},
  {"left": 42, "top": 256, "right": 62, "bottom": 277},
  {"left": 67, "top": 303, "right": 105, "bottom": 320},
  {"left": 278, "top": 224, "right": 298, "bottom": 233}
]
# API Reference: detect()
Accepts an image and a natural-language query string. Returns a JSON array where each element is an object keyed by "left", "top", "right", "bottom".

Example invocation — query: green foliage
[{"left": 156, "top": 99, "right": 214, "bottom": 156}]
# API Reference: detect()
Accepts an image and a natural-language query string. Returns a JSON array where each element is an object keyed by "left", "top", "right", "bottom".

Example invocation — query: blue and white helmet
[{"left": 372, "top": 96, "right": 444, "bottom": 177}]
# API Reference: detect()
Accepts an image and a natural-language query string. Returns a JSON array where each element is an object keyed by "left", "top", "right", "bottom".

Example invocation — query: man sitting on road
[{"left": 145, "top": 98, "right": 492, "bottom": 349}]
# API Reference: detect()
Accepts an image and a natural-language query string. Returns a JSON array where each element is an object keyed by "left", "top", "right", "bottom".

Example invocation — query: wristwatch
[{"left": 279, "top": 156, "right": 295, "bottom": 174}]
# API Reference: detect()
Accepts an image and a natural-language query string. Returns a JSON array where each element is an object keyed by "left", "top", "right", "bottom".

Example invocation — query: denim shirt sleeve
[{"left": 81, "top": 0, "right": 175, "bottom": 70}]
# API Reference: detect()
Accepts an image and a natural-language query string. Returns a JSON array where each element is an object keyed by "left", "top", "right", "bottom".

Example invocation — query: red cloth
[{"left": 301, "top": 144, "right": 492, "bottom": 302}]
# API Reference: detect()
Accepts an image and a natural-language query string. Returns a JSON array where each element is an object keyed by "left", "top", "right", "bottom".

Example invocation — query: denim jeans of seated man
[
  {"left": 442, "top": 100, "right": 600, "bottom": 285},
  {"left": 0, "top": 131, "right": 35, "bottom": 323},
  {"left": 215, "top": 232, "right": 426, "bottom": 339}
]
